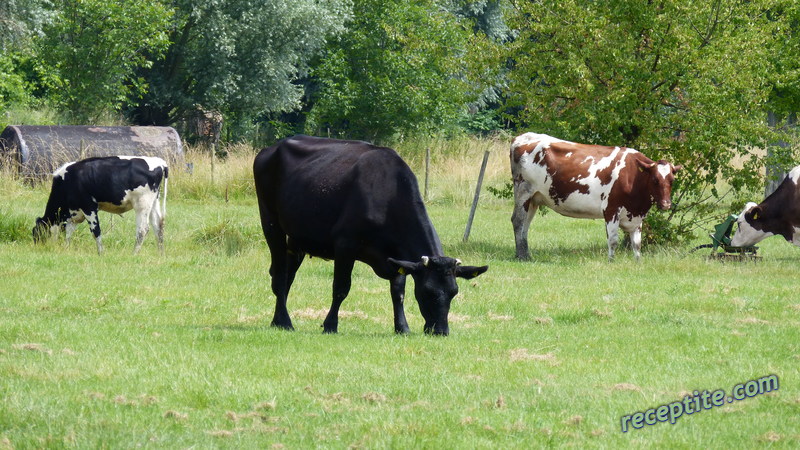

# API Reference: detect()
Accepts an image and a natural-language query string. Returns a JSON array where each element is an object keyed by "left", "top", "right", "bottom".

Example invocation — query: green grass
[{"left": 1, "top": 149, "right": 799, "bottom": 448}]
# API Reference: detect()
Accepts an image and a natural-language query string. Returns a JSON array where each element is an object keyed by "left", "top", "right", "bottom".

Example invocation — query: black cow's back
[{"left": 254, "top": 135, "right": 442, "bottom": 278}]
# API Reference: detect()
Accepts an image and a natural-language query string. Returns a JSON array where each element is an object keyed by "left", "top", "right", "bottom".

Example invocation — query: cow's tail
[{"left": 161, "top": 166, "right": 169, "bottom": 218}]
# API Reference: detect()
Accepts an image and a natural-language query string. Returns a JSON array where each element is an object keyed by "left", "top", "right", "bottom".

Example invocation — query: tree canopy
[
  {"left": 305, "top": 0, "right": 501, "bottom": 142},
  {"left": 128, "top": 0, "right": 352, "bottom": 127},
  {"left": 34, "top": 0, "right": 172, "bottom": 123}
]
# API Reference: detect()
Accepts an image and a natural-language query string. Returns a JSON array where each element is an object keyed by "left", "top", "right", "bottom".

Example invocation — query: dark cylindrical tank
[{"left": 0, "top": 125, "right": 183, "bottom": 180}]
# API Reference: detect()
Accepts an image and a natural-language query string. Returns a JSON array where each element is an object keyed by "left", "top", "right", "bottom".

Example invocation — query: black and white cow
[
  {"left": 253, "top": 135, "right": 488, "bottom": 335},
  {"left": 33, "top": 156, "right": 168, "bottom": 254},
  {"left": 731, "top": 165, "right": 800, "bottom": 248}
]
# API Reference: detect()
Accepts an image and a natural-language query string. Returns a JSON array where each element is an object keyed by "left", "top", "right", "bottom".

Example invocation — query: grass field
[{"left": 1, "top": 142, "right": 798, "bottom": 448}]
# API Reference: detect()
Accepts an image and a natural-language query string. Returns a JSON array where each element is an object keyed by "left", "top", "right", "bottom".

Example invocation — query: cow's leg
[
  {"left": 65, "top": 210, "right": 85, "bottom": 247},
  {"left": 390, "top": 274, "right": 410, "bottom": 334},
  {"left": 64, "top": 220, "right": 77, "bottom": 247},
  {"left": 323, "top": 257, "right": 355, "bottom": 334},
  {"left": 511, "top": 178, "right": 537, "bottom": 260},
  {"left": 264, "top": 222, "right": 296, "bottom": 330},
  {"left": 605, "top": 219, "right": 621, "bottom": 261},
  {"left": 85, "top": 211, "right": 104, "bottom": 255},
  {"left": 133, "top": 201, "right": 154, "bottom": 254},
  {"left": 621, "top": 217, "right": 644, "bottom": 261},
  {"left": 631, "top": 225, "right": 643, "bottom": 261},
  {"left": 149, "top": 196, "right": 165, "bottom": 255}
]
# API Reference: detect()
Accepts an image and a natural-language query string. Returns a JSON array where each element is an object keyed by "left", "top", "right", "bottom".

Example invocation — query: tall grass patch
[
  {"left": 172, "top": 144, "right": 257, "bottom": 203},
  {"left": 0, "top": 208, "right": 29, "bottom": 242},
  {"left": 393, "top": 135, "right": 512, "bottom": 207}
]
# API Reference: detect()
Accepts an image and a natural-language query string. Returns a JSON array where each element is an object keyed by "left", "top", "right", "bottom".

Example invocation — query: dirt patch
[
  {"left": 736, "top": 317, "right": 769, "bottom": 325},
  {"left": 509, "top": 349, "right": 557, "bottom": 365},
  {"left": 488, "top": 312, "right": 514, "bottom": 321},
  {"left": 294, "top": 308, "right": 369, "bottom": 321},
  {"left": 361, "top": 392, "right": 387, "bottom": 404},
  {"left": 563, "top": 415, "right": 583, "bottom": 426},
  {"left": 533, "top": 317, "right": 554, "bottom": 325},
  {"left": 163, "top": 410, "right": 188, "bottom": 421},
  {"left": 254, "top": 400, "right": 277, "bottom": 411},
  {"left": 612, "top": 383, "right": 642, "bottom": 392},
  {"left": 759, "top": 431, "right": 781, "bottom": 443},
  {"left": 12, "top": 343, "right": 52, "bottom": 355}
]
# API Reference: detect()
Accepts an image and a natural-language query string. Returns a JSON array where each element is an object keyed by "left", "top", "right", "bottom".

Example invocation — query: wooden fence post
[
  {"left": 424, "top": 147, "right": 431, "bottom": 201},
  {"left": 463, "top": 150, "right": 490, "bottom": 243}
]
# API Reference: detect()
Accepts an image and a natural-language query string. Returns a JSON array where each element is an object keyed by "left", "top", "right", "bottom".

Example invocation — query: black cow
[
  {"left": 33, "top": 156, "right": 168, "bottom": 254},
  {"left": 253, "top": 135, "right": 488, "bottom": 335},
  {"left": 731, "top": 165, "right": 800, "bottom": 247}
]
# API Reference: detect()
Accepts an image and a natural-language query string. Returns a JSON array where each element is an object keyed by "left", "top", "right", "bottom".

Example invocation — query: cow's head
[
  {"left": 387, "top": 256, "right": 488, "bottom": 336},
  {"left": 32, "top": 217, "right": 64, "bottom": 243},
  {"left": 32, "top": 218, "right": 52, "bottom": 243},
  {"left": 731, "top": 202, "right": 772, "bottom": 247},
  {"left": 639, "top": 159, "right": 682, "bottom": 210}
]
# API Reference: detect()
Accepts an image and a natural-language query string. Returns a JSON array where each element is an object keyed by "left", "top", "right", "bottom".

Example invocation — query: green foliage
[
  {"left": 486, "top": 181, "right": 513, "bottom": 200},
  {"left": 130, "top": 0, "right": 352, "bottom": 128},
  {"left": 0, "top": 0, "right": 54, "bottom": 52},
  {"left": 506, "top": 0, "right": 800, "bottom": 243},
  {"left": 37, "top": 0, "right": 172, "bottom": 123},
  {"left": 0, "top": 54, "right": 30, "bottom": 110},
  {"left": 306, "top": 0, "right": 499, "bottom": 142}
]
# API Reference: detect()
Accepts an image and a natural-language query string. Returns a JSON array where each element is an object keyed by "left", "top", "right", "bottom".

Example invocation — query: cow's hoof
[
  {"left": 395, "top": 326, "right": 411, "bottom": 335},
  {"left": 322, "top": 323, "right": 338, "bottom": 334},
  {"left": 270, "top": 321, "right": 294, "bottom": 331}
]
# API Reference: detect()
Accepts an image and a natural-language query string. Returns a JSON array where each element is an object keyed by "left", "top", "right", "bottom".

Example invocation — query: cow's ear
[
  {"left": 748, "top": 205, "right": 763, "bottom": 221},
  {"left": 455, "top": 265, "right": 488, "bottom": 279},
  {"left": 387, "top": 258, "right": 421, "bottom": 275},
  {"left": 672, "top": 164, "right": 683, "bottom": 172}
]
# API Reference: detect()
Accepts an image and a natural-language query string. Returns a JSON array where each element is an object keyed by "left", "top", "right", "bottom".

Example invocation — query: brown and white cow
[
  {"left": 731, "top": 165, "right": 800, "bottom": 248},
  {"left": 510, "top": 133, "right": 681, "bottom": 261}
]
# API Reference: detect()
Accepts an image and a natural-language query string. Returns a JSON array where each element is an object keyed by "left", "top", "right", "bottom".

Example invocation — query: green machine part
[{"left": 709, "top": 214, "right": 738, "bottom": 251}]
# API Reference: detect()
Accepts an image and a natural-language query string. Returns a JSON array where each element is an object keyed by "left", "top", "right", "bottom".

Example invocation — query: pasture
[{"left": 1, "top": 139, "right": 798, "bottom": 448}]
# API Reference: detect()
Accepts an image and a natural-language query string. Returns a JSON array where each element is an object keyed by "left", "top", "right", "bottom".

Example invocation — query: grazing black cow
[
  {"left": 731, "top": 165, "right": 800, "bottom": 247},
  {"left": 33, "top": 156, "right": 168, "bottom": 254},
  {"left": 253, "top": 135, "right": 488, "bottom": 335}
]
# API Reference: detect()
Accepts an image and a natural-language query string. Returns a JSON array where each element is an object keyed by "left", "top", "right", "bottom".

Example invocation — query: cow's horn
[
  {"left": 421, "top": 256, "right": 430, "bottom": 266},
  {"left": 455, "top": 258, "right": 462, "bottom": 265}
]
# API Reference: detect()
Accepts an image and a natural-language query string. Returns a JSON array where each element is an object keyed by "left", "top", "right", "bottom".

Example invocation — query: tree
[
  {"left": 764, "top": 3, "right": 800, "bottom": 194},
  {"left": 0, "top": 0, "right": 53, "bottom": 52},
  {"left": 306, "top": 0, "right": 500, "bottom": 142},
  {"left": 0, "top": 0, "right": 53, "bottom": 112},
  {"left": 505, "top": 0, "right": 798, "bottom": 241},
  {"left": 38, "top": 0, "right": 172, "bottom": 123},
  {"left": 129, "top": 0, "right": 352, "bottom": 131}
]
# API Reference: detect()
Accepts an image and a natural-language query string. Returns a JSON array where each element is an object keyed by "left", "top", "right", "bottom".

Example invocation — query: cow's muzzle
[
  {"left": 658, "top": 200, "right": 672, "bottom": 210},
  {"left": 424, "top": 321, "right": 449, "bottom": 336}
]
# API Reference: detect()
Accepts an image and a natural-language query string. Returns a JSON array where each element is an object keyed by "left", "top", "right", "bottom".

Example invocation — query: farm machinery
[{"left": 693, "top": 214, "right": 760, "bottom": 261}]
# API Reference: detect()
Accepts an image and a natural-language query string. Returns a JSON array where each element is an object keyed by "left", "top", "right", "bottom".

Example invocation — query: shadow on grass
[{"left": 187, "top": 322, "right": 451, "bottom": 340}]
